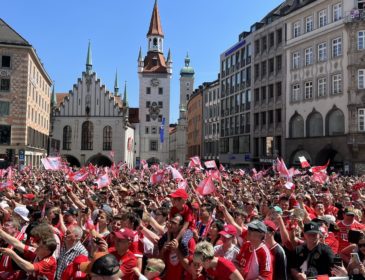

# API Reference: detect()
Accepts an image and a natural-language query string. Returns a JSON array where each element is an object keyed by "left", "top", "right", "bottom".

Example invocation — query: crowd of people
[{"left": 0, "top": 158, "right": 364, "bottom": 279}]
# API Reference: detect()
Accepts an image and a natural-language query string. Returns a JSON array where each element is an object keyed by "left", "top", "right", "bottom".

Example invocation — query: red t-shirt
[
  {"left": 24, "top": 246, "right": 57, "bottom": 280},
  {"left": 108, "top": 248, "right": 137, "bottom": 280},
  {"left": 163, "top": 238, "right": 196, "bottom": 280},
  {"left": 336, "top": 220, "right": 365, "bottom": 252},
  {"left": 236, "top": 242, "right": 272, "bottom": 280},
  {"left": 324, "top": 205, "right": 338, "bottom": 216},
  {"left": 169, "top": 204, "right": 195, "bottom": 229},
  {"left": 206, "top": 257, "right": 236, "bottom": 280},
  {"left": 325, "top": 232, "right": 339, "bottom": 254},
  {"left": 60, "top": 254, "right": 88, "bottom": 280},
  {"left": 129, "top": 231, "right": 144, "bottom": 258}
]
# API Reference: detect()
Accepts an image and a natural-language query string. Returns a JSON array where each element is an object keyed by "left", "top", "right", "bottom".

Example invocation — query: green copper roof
[
  {"left": 86, "top": 41, "right": 92, "bottom": 74},
  {"left": 123, "top": 81, "right": 128, "bottom": 107},
  {"left": 138, "top": 46, "right": 143, "bottom": 61},
  {"left": 51, "top": 84, "right": 57, "bottom": 107},
  {"left": 114, "top": 69, "right": 119, "bottom": 96},
  {"left": 180, "top": 52, "right": 194, "bottom": 75}
]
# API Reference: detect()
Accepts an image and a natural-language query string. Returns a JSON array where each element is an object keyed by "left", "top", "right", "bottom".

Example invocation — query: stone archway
[
  {"left": 87, "top": 154, "right": 112, "bottom": 167},
  {"left": 315, "top": 146, "right": 343, "bottom": 170},
  {"left": 290, "top": 149, "right": 312, "bottom": 166},
  {"left": 63, "top": 155, "right": 81, "bottom": 168}
]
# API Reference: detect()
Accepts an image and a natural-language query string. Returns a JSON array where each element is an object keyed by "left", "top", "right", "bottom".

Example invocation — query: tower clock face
[
  {"left": 149, "top": 102, "right": 160, "bottom": 120},
  {"left": 150, "top": 78, "right": 160, "bottom": 87}
]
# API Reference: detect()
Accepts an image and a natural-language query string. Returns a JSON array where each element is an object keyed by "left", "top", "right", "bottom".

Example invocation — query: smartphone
[
  {"left": 333, "top": 255, "right": 342, "bottom": 267},
  {"left": 348, "top": 230, "right": 364, "bottom": 244},
  {"left": 351, "top": 252, "right": 361, "bottom": 264},
  {"left": 93, "top": 237, "right": 102, "bottom": 245}
]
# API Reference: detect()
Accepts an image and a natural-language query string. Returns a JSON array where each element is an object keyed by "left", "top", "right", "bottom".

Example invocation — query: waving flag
[
  {"left": 310, "top": 160, "right": 330, "bottom": 174},
  {"left": 299, "top": 156, "right": 310, "bottom": 168},
  {"left": 197, "top": 176, "right": 216, "bottom": 196},
  {"left": 189, "top": 156, "right": 203, "bottom": 169},
  {"left": 208, "top": 169, "right": 222, "bottom": 183},
  {"left": 284, "top": 182, "right": 295, "bottom": 190},
  {"left": 288, "top": 167, "right": 301, "bottom": 178},
  {"left": 0, "top": 180, "right": 14, "bottom": 190},
  {"left": 94, "top": 173, "right": 111, "bottom": 189},
  {"left": 0, "top": 169, "right": 5, "bottom": 179},
  {"left": 169, "top": 167, "right": 183, "bottom": 181},
  {"left": 69, "top": 169, "right": 89, "bottom": 182},
  {"left": 140, "top": 160, "right": 148, "bottom": 170},
  {"left": 41, "top": 157, "right": 62, "bottom": 170},
  {"left": 6, "top": 167, "right": 12, "bottom": 179},
  {"left": 204, "top": 160, "right": 217, "bottom": 169},
  {"left": 219, "top": 164, "right": 226, "bottom": 172},
  {"left": 88, "top": 163, "right": 96, "bottom": 175},
  {"left": 150, "top": 170, "right": 164, "bottom": 185},
  {"left": 159, "top": 117, "right": 165, "bottom": 143},
  {"left": 276, "top": 158, "right": 290, "bottom": 178},
  {"left": 311, "top": 172, "right": 328, "bottom": 184},
  {"left": 177, "top": 180, "right": 188, "bottom": 190}
]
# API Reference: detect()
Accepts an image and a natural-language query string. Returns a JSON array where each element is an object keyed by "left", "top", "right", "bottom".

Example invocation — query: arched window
[
  {"left": 326, "top": 109, "right": 345, "bottom": 135},
  {"left": 289, "top": 113, "right": 304, "bottom": 138},
  {"left": 62, "top": 126, "right": 72, "bottom": 150},
  {"left": 306, "top": 111, "right": 323, "bottom": 137},
  {"left": 153, "top": 38, "right": 158, "bottom": 48},
  {"left": 81, "top": 121, "right": 93, "bottom": 150},
  {"left": 103, "top": 126, "right": 112, "bottom": 151}
]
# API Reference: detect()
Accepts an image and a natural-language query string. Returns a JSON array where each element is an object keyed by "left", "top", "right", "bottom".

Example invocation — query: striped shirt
[{"left": 55, "top": 241, "right": 88, "bottom": 280}]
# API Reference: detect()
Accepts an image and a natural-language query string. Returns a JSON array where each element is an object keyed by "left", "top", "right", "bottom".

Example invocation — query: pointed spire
[
  {"left": 167, "top": 48, "right": 172, "bottom": 62},
  {"left": 86, "top": 41, "right": 92, "bottom": 74},
  {"left": 51, "top": 83, "right": 57, "bottom": 107},
  {"left": 147, "top": 0, "right": 164, "bottom": 37},
  {"left": 185, "top": 52, "right": 190, "bottom": 67},
  {"left": 114, "top": 69, "right": 119, "bottom": 96},
  {"left": 138, "top": 46, "right": 143, "bottom": 62},
  {"left": 123, "top": 81, "right": 128, "bottom": 107}
]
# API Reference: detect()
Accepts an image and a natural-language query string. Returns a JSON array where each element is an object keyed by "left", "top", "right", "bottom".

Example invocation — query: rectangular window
[
  {"left": 1, "top": 56, "right": 11, "bottom": 68},
  {"left": 293, "top": 21, "right": 301, "bottom": 38},
  {"left": 318, "top": 42, "right": 327, "bottom": 62},
  {"left": 359, "top": 70, "right": 365, "bottom": 89},
  {"left": 269, "top": 58, "right": 274, "bottom": 74},
  {"left": 359, "top": 31, "right": 365, "bottom": 50},
  {"left": 151, "top": 127, "right": 157, "bottom": 134},
  {"left": 276, "top": 55, "right": 282, "bottom": 72},
  {"left": 0, "top": 101, "right": 10, "bottom": 116},
  {"left": 359, "top": 109, "right": 365, "bottom": 132},
  {"left": 158, "top": 101, "right": 163, "bottom": 108},
  {"left": 305, "top": 47, "right": 313, "bottom": 66},
  {"left": 304, "top": 81, "right": 313, "bottom": 99},
  {"left": 276, "top": 82, "right": 282, "bottom": 97},
  {"left": 0, "top": 125, "right": 11, "bottom": 144},
  {"left": 305, "top": 16, "right": 313, "bottom": 33},
  {"left": 158, "top": 87, "right": 163, "bottom": 95},
  {"left": 146, "top": 87, "right": 151, "bottom": 94},
  {"left": 292, "top": 52, "right": 300, "bottom": 69},
  {"left": 269, "top": 32, "right": 275, "bottom": 48},
  {"left": 318, "top": 78, "right": 327, "bottom": 97},
  {"left": 318, "top": 9, "right": 327, "bottom": 27},
  {"left": 150, "top": 140, "right": 158, "bottom": 151},
  {"left": 145, "top": 127, "right": 149, "bottom": 134},
  {"left": 332, "top": 37, "right": 342, "bottom": 57},
  {"left": 146, "top": 101, "right": 151, "bottom": 108},
  {"left": 261, "top": 36, "right": 267, "bottom": 52},
  {"left": 261, "top": 61, "right": 267, "bottom": 77},
  {"left": 292, "top": 84, "right": 300, "bottom": 102},
  {"left": 146, "top": 114, "right": 150, "bottom": 122},
  {"left": 333, "top": 3, "right": 342, "bottom": 22},
  {"left": 277, "top": 29, "right": 282, "bottom": 45},
  {"left": 332, "top": 74, "right": 342, "bottom": 95},
  {"left": 0, "top": 79, "right": 10, "bottom": 91},
  {"left": 158, "top": 115, "right": 162, "bottom": 122}
]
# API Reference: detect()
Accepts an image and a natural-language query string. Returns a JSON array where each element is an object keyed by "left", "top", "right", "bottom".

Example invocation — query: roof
[
  {"left": 180, "top": 54, "right": 194, "bottom": 76},
  {"left": 128, "top": 108, "right": 139, "bottom": 124},
  {"left": 147, "top": 0, "right": 164, "bottom": 37},
  {"left": 56, "top": 93, "right": 69, "bottom": 107},
  {"left": 142, "top": 52, "right": 167, "bottom": 73},
  {"left": 0, "top": 18, "right": 30, "bottom": 46}
]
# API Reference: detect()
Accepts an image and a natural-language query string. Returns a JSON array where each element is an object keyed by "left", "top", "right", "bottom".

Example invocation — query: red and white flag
[
  {"left": 276, "top": 158, "right": 290, "bottom": 178},
  {"left": 311, "top": 172, "right": 328, "bottom": 184},
  {"left": 0, "top": 169, "right": 5, "bottom": 179},
  {"left": 169, "top": 167, "right": 183, "bottom": 181},
  {"left": 284, "top": 182, "right": 295, "bottom": 190},
  {"left": 208, "top": 169, "right": 222, "bottom": 183},
  {"left": 219, "top": 164, "right": 226, "bottom": 172},
  {"left": 150, "top": 170, "right": 164, "bottom": 185},
  {"left": 238, "top": 169, "right": 245, "bottom": 177},
  {"left": 310, "top": 160, "right": 330, "bottom": 174},
  {"left": 6, "top": 167, "right": 12, "bottom": 179},
  {"left": 88, "top": 163, "right": 96, "bottom": 175},
  {"left": 41, "top": 157, "right": 62, "bottom": 171},
  {"left": 0, "top": 180, "right": 14, "bottom": 190},
  {"left": 189, "top": 156, "right": 203, "bottom": 169},
  {"left": 204, "top": 160, "right": 217, "bottom": 169},
  {"left": 94, "top": 173, "right": 111, "bottom": 189},
  {"left": 298, "top": 156, "right": 310, "bottom": 168},
  {"left": 69, "top": 169, "right": 89, "bottom": 182},
  {"left": 177, "top": 180, "right": 188, "bottom": 190},
  {"left": 288, "top": 167, "right": 301, "bottom": 178},
  {"left": 197, "top": 176, "right": 216, "bottom": 196},
  {"left": 140, "top": 160, "right": 148, "bottom": 170}
]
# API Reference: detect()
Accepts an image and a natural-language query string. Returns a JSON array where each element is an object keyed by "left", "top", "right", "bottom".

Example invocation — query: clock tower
[{"left": 137, "top": 0, "right": 171, "bottom": 164}]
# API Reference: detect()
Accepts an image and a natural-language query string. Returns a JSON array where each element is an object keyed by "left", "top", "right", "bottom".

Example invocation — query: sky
[{"left": 3, "top": 0, "right": 283, "bottom": 123}]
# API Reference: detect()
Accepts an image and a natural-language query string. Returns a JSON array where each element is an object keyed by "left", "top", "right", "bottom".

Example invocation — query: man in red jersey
[
  {"left": 336, "top": 207, "right": 365, "bottom": 252},
  {"left": 236, "top": 220, "right": 272, "bottom": 280}
]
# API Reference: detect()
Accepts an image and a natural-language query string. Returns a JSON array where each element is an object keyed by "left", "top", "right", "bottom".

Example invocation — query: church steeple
[
  {"left": 147, "top": 0, "right": 164, "bottom": 53},
  {"left": 86, "top": 41, "right": 92, "bottom": 74},
  {"left": 123, "top": 81, "right": 128, "bottom": 108},
  {"left": 51, "top": 83, "right": 57, "bottom": 107},
  {"left": 114, "top": 69, "right": 119, "bottom": 96}
]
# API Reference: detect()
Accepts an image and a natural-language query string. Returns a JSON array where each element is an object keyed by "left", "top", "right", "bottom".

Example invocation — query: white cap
[
  {"left": 0, "top": 201, "right": 9, "bottom": 210},
  {"left": 14, "top": 206, "right": 29, "bottom": 222},
  {"left": 18, "top": 186, "right": 26, "bottom": 194}
]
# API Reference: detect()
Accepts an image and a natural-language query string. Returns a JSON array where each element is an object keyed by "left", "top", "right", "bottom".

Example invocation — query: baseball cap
[
  {"left": 168, "top": 189, "right": 189, "bottom": 200},
  {"left": 14, "top": 206, "right": 29, "bottom": 222},
  {"left": 270, "top": 205, "right": 283, "bottom": 215},
  {"left": 113, "top": 228, "right": 134, "bottom": 241},
  {"left": 219, "top": 224, "right": 237, "bottom": 238},
  {"left": 344, "top": 207, "right": 356, "bottom": 216},
  {"left": 22, "top": 194, "right": 35, "bottom": 200},
  {"left": 264, "top": 220, "right": 278, "bottom": 231},
  {"left": 64, "top": 207, "right": 78, "bottom": 216},
  {"left": 17, "top": 186, "right": 26, "bottom": 194},
  {"left": 304, "top": 221, "right": 320, "bottom": 234},
  {"left": 80, "top": 252, "right": 120, "bottom": 276},
  {"left": 247, "top": 220, "right": 267, "bottom": 233}
]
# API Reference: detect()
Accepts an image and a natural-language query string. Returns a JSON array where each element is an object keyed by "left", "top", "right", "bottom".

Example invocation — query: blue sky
[{"left": 3, "top": 0, "right": 283, "bottom": 123}]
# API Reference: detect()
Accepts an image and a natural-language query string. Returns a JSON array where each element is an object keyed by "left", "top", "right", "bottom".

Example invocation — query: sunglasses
[
  {"left": 358, "top": 243, "right": 365, "bottom": 248},
  {"left": 145, "top": 266, "right": 159, "bottom": 272}
]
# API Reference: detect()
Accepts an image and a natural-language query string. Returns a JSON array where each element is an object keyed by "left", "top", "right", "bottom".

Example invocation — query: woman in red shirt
[{"left": 193, "top": 241, "right": 243, "bottom": 280}]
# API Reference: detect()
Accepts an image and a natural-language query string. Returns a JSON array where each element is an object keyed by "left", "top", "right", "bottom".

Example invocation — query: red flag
[
  {"left": 140, "top": 160, "right": 148, "bottom": 170},
  {"left": 177, "top": 180, "right": 188, "bottom": 190},
  {"left": 311, "top": 172, "right": 328, "bottom": 184},
  {"left": 41, "top": 157, "right": 62, "bottom": 170},
  {"left": 298, "top": 156, "right": 310, "bottom": 168},
  {"left": 352, "top": 182, "right": 365, "bottom": 191},
  {"left": 6, "top": 167, "right": 12, "bottom": 179},
  {"left": 0, "top": 169, "right": 5, "bottom": 179},
  {"left": 276, "top": 158, "right": 290, "bottom": 178},
  {"left": 288, "top": 167, "right": 301, "bottom": 178},
  {"left": 219, "top": 164, "right": 226, "bottom": 172},
  {"left": 88, "top": 163, "right": 96, "bottom": 175},
  {"left": 150, "top": 170, "right": 164, "bottom": 185},
  {"left": 238, "top": 169, "right": 245, "bottom": 177},
  {"left": 169, "top": 167, "right": 183, "bottom": 181},
  {"left": 284, "top": 182, "right": 295, "bottom": 190},
  {"left": 197, "top": 176, "right": 216, "bottom": 196},
  {"left": 94, "top": 173, "right": 111, "bottom": 189},
  {"left": 68, "top": 169, "right": 89, "bottom": 182},
  {"left": 0, "top": 180, "right": 14, "bottom": 190},
  {"left": 208, "top": 169, "right": 222, "bottom": 183},
  {"left": 189, "top": 156, "right": 203, "bottom": 169},
  {"left": 310, "top": 160, "right": 330, "bottom": 174},
  {"left": 204, "top": 160, "right": 217, "bottom": 169}
]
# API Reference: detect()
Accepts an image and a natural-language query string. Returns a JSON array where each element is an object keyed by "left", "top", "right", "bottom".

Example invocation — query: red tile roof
[{"left": 147, "top": 1, "right": 164, "bottom": 37}]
